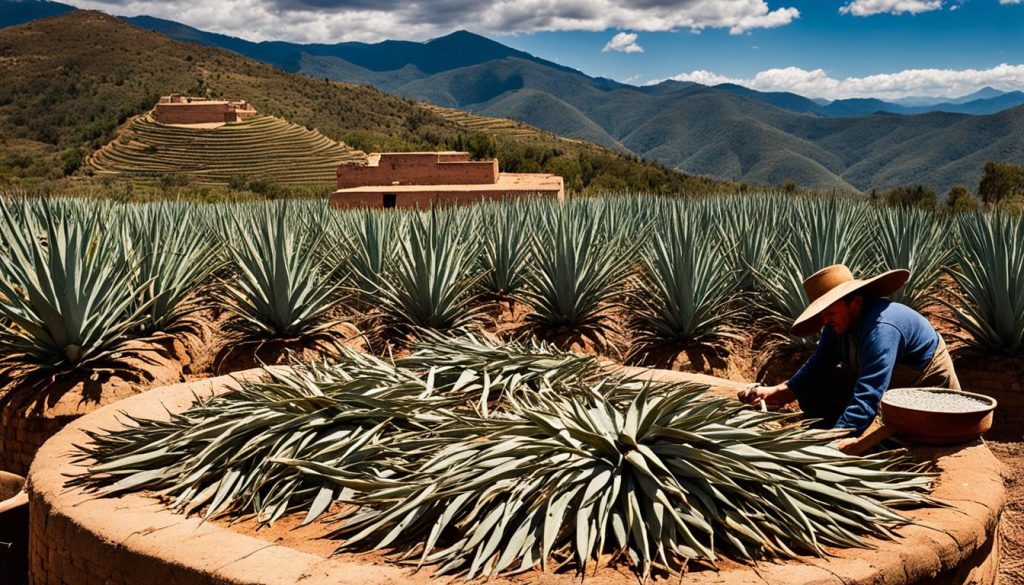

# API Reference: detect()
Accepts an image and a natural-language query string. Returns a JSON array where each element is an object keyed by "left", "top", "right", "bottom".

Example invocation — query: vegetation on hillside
[{"left": 0, "top": 11, "right": 736, "bottom": 195}]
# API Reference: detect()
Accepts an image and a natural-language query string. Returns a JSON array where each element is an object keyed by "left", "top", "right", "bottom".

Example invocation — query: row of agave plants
[
  {"left": 1, "top": 193, "right": 1023, "bottom": 383},
  {"left": 74, "top": 333, "right": 937, "bottom": 579}
]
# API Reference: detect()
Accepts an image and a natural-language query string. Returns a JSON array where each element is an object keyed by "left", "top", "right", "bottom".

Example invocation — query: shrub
[
  {"left": 978, "top": 161, "right": 1024, "bottom": 206},
  {"left": 945, "top": 186, "right": 979, "bottom": 214}
]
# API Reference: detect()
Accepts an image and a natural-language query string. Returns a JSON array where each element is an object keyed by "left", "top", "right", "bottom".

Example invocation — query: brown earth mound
[
  {"left": 990, "top": 441, "right": 1024, "bottom": 585},
  {"left": 0, "top": 340, "right": 186, "bottom": 476}
]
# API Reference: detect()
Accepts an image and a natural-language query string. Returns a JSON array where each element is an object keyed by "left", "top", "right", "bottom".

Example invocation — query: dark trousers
[{"left": 794, "top": 365, "right": 855, "bottom": 429}]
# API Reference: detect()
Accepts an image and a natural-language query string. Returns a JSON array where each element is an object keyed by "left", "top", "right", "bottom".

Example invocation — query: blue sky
[
  {"left": 494, "top": 1, "right": 1024, "bottom": 97},
  {"left": 65, "top": 0, "right": 1024, "bottom": 99}
]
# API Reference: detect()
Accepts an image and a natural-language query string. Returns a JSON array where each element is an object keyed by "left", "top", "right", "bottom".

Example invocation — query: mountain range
[{"left": 2, "top": 1, "right": 1024, "bottom": 193}]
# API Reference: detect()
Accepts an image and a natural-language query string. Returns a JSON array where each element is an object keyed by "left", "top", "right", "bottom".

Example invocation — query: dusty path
[{"left": 990, "top": 441, "right": 1024, "bottom": 585}]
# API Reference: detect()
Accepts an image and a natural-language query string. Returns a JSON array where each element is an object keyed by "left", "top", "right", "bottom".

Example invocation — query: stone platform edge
[{"left": 27, "top": 366, "right": 1005, "bottom": 585}]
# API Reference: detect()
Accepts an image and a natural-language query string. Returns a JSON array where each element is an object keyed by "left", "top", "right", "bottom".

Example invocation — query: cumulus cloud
[
  {"left": 61, "top": 0, "right": 799, "bottom": 43},
  {"left": 656, "top": 63, "right": 1024, "bottom": 100},
  {"left": 839, "top": 0, "right": 943, "bottom": 16},
  {"left": 603, "top": 32, "right": 643, "bottom": 53}
]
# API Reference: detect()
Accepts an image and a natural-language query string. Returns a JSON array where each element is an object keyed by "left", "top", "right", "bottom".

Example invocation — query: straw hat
[{"left": 790, "top": 264, "right": 910, "bottom": 337}]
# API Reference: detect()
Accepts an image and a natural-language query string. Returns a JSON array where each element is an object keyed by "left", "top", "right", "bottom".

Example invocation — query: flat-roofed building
[
  {"left": 152, "top": 95, "right": 257, "bottom": 126},
  {"left": 329, "top": 152, "right": 564, "bottom": 209}
]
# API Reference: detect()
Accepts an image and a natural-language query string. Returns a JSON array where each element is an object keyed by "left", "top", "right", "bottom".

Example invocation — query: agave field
[
  {"left": 1, "top": 193, "right": 1022, "bottom": 383},
  {"left": 2, "top": 192, "right": 1021, "bottom": 580}
]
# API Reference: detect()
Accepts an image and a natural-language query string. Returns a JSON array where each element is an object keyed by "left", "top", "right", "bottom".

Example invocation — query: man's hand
[{"left": 737, "top": 383, "right": 796, "bottom": 408}]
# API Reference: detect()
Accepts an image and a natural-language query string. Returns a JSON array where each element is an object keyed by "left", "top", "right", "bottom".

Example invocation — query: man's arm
[
  {"left": 738, "top": 329, "right": 835, "bottom": 406},
  {"left": 834, "top": 324, "right": 901, "bottom": 434}
]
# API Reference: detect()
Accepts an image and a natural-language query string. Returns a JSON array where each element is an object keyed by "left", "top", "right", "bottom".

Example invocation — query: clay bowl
[{"left": 880, "top": 387, "right": 996, "bottom": 446}]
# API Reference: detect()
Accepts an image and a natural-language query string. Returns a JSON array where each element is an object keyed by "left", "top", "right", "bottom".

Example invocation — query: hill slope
[
  {"left": 0, "top": 11, "right": 732, "bottom": 194},
  {"left": 86, "top": 114, "right": 363, "bottom": 185}
]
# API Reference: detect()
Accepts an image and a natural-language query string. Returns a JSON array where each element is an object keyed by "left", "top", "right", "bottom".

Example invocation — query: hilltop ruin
[{"left": 152, "top": 95, "right": 257, "bottom": 126}]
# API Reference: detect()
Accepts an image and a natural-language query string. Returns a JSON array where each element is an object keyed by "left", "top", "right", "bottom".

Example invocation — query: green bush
[{"left": 978, "top": 161, "right": 1024, "bottom": 205}]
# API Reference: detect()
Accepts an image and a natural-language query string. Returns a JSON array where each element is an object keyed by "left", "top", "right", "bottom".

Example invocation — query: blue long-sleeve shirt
[{"left": 788, "top": 298, "right": 939, "bottom": 434}]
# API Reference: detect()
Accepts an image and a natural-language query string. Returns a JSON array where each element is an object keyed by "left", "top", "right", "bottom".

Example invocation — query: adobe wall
[
  {"left": 152, "top": 103, "right": 236, "bottom": 125},
  {"left": 954, "top": 353, "right": 1024, "bottom": 441},
  {"left": 336, "top": 156, "right": 498, "bottom": 188},
  {"left": 328, "top": 186, "right": 563, "bottom": 209},
  {"left": 27, "top": 366, "right": 1004, "bottom": 585},
  {"left": 0, "top": 407, "right": 79, "bottom": 477}
]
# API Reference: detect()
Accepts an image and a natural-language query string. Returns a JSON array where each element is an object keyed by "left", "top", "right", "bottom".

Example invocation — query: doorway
[{"left": 383, "top": 194, "right": 397, "bottom": 209}]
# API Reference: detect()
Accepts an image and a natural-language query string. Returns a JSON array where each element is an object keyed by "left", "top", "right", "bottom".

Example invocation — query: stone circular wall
[{"left": 28, "top": 367, "right": 1005, "bottom": 585}]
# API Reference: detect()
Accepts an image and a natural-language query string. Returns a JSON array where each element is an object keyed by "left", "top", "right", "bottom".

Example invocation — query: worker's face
[{"left": 820, "top": 296, "right": 863, "bottom": 334}]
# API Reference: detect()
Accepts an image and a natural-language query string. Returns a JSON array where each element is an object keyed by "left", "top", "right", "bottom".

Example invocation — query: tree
[
  {"left": 882, "top": 184, "right": 937, "bottom": 210},
  {"left": 977, "top": 161, "right": 1024, "bottom": 205},
  {"left": 945, "top": 186, "right": 979, "bottom": 214}
]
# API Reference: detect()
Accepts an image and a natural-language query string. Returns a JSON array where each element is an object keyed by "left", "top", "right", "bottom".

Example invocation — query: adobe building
[
  {"left": 328, "top": 152, "right": 564, "bottom": 209},
  {"left": 152, "top": 95, "right": 257, "bottom": 125}
]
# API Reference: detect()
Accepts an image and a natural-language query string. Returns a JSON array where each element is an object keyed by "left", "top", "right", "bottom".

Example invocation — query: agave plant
[
  {"left": 632, "top": 205, "right": 744, "bottom": 347},
  {"left": 943, "top": 212, "right": 1024, "bottom": 354},
  {"left": 344, "top": 210, "right": 397, "bottom": 300},
  {"left": 124, "top": 203, "right": 222, "bottom": 333},
  {"left": 871, "top": 206, "right": 951, "bottom": 311},
  {"left": 477, "top": 203, "right": 532, "bottom": 298},
  {"left": 716, "top": 195, "right": 783, "bottom": 292},
  {"left": 519, "top": 203, "right": 637, "bottom": 332},
  {"left": 376, "top": 210, "right": 483, "bottom": 331},
  {"left": 0, "top": 200, "right": 149, "bottom": 372},
  {"left": 217, "top": 205, "right": 342, "bottom": 338}
]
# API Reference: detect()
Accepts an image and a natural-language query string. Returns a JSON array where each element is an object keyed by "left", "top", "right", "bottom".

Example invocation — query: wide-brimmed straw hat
[{"left": 791, "top": 264, "right": 910, "bottom": 337}]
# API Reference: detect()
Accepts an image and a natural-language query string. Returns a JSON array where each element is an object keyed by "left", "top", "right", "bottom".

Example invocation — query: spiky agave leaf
[
  {"left": 943, "top": 212, "right": 1024, "bottom": 354},
  {"left": 519, "top": 203, "right": 636, "bottom": 332},
  {"left": 398, "top": 329, "right": 601, "bottom": 411},
  {"left": 124, "top": 203, "right": 223, "bottom": 333},
  {"left": 0, "top": 199, "right": 150, "bottom": 371},
  {"left": 632, "top": 204, "right": 745, "bottom": 347},
  {"left": 216, "top": 205, "right": 342, "bottom": 338},
  {"left": 377, "top": 209, "right": 483, "bottom": 331},
  {"left": 319, "top": 377, "right": 935, "bottom": 580},
  {"left": 71, "top": 348, "right": 453, "bottom": 525},
  {"left": 872, "top": 206, "right": 951, "bottom": 312}
]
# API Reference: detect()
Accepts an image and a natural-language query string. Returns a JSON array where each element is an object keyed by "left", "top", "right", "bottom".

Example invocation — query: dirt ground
[{"left": 990, "top": 441, "right": 1024, "bottom": 585}]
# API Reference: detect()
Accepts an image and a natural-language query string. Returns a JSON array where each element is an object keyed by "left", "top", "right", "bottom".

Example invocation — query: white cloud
[
  {"left": 603, "top": 32, "right": 643, "bottom": 53},
  {"left": 61, "top": 0, "right": 799, "bottom": 43},
  {"left": 839, "top": 0, "right": 943, "bottom": 16},
  {"left": 999, "top": 0, "right": 1022, "bottom": 4},
  {"left": 655, "top": 63, "right": 1024, "bottom": 100}
]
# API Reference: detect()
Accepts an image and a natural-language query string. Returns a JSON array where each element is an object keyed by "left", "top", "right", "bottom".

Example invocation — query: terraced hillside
[
  {"left": 422, "top": 104, "right": 559, "bottom": 142},
  {"left": 85, "top": 114, "right": 364, "bottom": 186}
]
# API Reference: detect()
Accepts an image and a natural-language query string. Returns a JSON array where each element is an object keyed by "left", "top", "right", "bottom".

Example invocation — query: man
[{"left": 738, "top": 264, "right": 960, "bottom": 440}]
